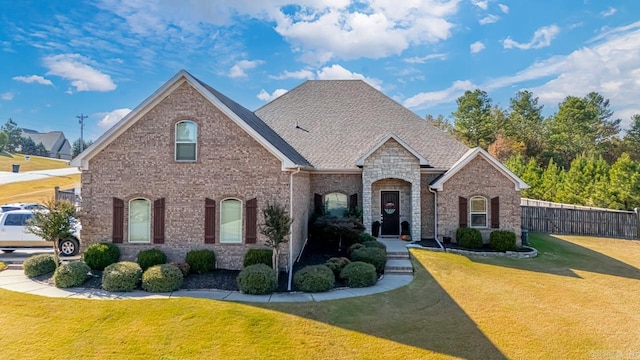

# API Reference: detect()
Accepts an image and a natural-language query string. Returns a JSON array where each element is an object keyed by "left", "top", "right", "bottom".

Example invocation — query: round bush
[
  {"left": 347, "top": 243, "right": 366, "bottom": 257},
  {"left": 243, "top": 249, "right": 273, "bottom": 268},
  {"left": 170, "top": 262, "right": 191, "bottom": 277},
  {"left": 23, "top": 254, "right": 56, "bottom": 278},
  {"left": 456, "top": 227, "right": 483, "bottom": 249},
  {"left": 102, "top": 261, "right": 142, "bottom": 292},
  {"left": 136, "top": 249, "right": 167, "bottom": 271},
  {"left": 53, "top": 261, "right": 90, "bottom": 288},
  {"left": 356, "top": 232, "right": 377, "bottom": 244},
  {"left": 142, "top": 264, "right": 184, "bottom": 292},
  {"left": 237, "top": 264, "right": 277, "bottom": 295},
  {"left": 489, "top": 230, "right": 517, "bottom": 251},
  {"left": 83, "top": 242, "right": 120, "bottom": 270},
  {"left": 325, "top": 257, "right": 350, "bottom": 277},
  {"left": 350, "top": 247, "right": 387, "bottom": 273},
  {"left": 186, "top": 249, "right": 216, "bottom": 274},
  {"left": 294, "top": 265, "right": 335, "bottom": 293},
  {"left": 362, "top": 240, "right": 387, "bottom": 251},
  {"left": 340, "top": 261, "right": 377, "bottom": 288}
]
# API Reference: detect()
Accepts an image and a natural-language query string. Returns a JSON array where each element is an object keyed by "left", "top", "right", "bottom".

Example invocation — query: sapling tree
[
  {"left": 26, "top": 199, "right": 77, "bottom": 267},
  {"left": 259, "top": 202, "right": 292, "bottom": 281}
]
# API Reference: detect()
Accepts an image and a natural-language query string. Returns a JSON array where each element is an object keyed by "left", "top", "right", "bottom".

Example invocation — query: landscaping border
[{"left": 407, "top": 243, "right": 538, "bottom": 259}]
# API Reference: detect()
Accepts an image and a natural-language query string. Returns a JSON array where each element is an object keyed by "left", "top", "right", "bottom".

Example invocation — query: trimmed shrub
[
  {"left": 136, "top": 249, "right": 167, "bottom": 271},
  {"left": 362, "top": 240, "right": 387, "bottom": 251},
  {"left": 53, "top": 261, "right": 90, "bottom": 288},
  {"left": 237, "top": 264, "right": 277, "bottom": 295},
  {"left": 243, "top": 249, "right": 273, "bottom": 268},
  {"left": 294, "top": 265, "right": 335, "bottom": 293},
  {"left": 170, "top": 262, "right": 191, "bottom": 277},
  {"left": 340, "top": 261, "right": 377, "bottom": 288},
  {"left": 102, "top": 261, "right": 142, "bottom": 292},
  {"left": 347, "top": 243, "right": 365, "bottom": 257},
  {"left": 83, "top": 242, "right": 120, "bottom": 270},
  {"left": 309, "top": 215, "right": 365, "bottom": 251},
  {"left": 185, "top": 249, "right": 216, "bottom": 274},
  {"left": 23, "top": 254, "right": 56, "bottom": 278},
  {"left": 357, "top": 232, "right": 377, "bottom": 244},
  {"left": 350, "top": 247, "right": 387, "bottom": 273},
  {"left": 325, "top": 257, "right": 350, "bottom": 278},
  {"left": 456, "top": 227, "right": 483, "bottom": 249},
  {"left": 489, "top": 230, "right": 517, "bottom": 251},
  {"left": 142, "top": 264, "right": 184, "bottom": 292}
]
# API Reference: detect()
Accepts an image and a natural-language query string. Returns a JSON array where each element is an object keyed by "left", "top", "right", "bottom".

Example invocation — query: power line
[{"left": 76, "top": 114, "right": 88, "bottom": 152}]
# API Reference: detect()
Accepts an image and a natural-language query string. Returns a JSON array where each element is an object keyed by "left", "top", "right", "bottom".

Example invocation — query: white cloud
[
  {"left": 12, "top": 75, "right": 53, "bottom": 86},
  {"left": 601, "top": 7, "right": 617, "bottom": 17},
  {"left": 471, "top": 0, "right": 488, "bottom": 10},
  {"left": 1, "top": 92, "right": 14, "bottom": 101},
  {"left": 403, "top": 80, "right": 476, "bottom": 109},
  {"left": 269, "top": 69, "right": 316, "bottom": 80},
  {"left": 257, "top": 88, "right": 288, "bottom": 102},
  {"left": 43, "top": 54, "right": 116, "bottom": 92},
  {"left": 228, "top": 59, "right": 264, "bottom": 78},
  {"left": 316, "top": 64, "right": 382, "bottom": 90},
  {"left": 479, "top": 14, "right": 500, "bottom": 25},
  {"left": 98, "top": 108, "right": 131, "bottom": 128},
  {"left": 470, "top": 41, "right": 485, "bottom": 53},
  {"left": 498, "top": 4, "right": 509, "bottom": 13},
  {"left": 404, "top": 53, "right": 447, "bottom": 63},
  {"left": 503, "top": 25, "right": 560, "bottom": 50}
]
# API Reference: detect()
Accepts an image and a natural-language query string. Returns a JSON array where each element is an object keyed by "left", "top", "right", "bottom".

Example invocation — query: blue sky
[{"left": 1, "top": 0, "right": 640, "bottom": 143}]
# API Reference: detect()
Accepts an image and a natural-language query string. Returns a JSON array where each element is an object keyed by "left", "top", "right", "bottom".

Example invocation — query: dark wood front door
[{"left": 381, "top": 191, "right": 400, "bottom": 236}]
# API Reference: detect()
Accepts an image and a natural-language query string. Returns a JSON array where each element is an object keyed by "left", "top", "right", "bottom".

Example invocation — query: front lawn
[
  {"left": 0, "top": 174, "right": 80, "bottom": 204},
  {"left": 0, "top": 152, "right": 71, "bottom": 172},
  {"left": 0, "top": 233, "right": 638, "bottom": 359}
]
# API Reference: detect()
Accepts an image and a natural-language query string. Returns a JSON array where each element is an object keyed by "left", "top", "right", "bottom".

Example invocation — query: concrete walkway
[{"left": 0, "top": 167, "right": 80, "bottom": 185}]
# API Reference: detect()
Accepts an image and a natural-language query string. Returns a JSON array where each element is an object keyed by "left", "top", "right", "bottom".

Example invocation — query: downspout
[
  {"left": 288, "top": 166, "right": 301, "bottom": 291},
  {"left": 429, "top": 187, "right": 444, "bottom": 250}
]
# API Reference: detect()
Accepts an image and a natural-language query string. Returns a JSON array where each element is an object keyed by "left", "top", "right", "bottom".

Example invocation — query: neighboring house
[
  {"left": 71, "top": 70, "right": 528, "bottom": 272},
  {"left": 21, "top": 128, "right": 72, "bottom": 160}
]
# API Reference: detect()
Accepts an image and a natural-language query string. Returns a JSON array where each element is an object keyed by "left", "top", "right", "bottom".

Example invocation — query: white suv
[
  {"left": 0, "top": 203, "right": 47, "bottom": 213},
  {"left": 0, "top": 210, "right": 80, "bottom": 256}
]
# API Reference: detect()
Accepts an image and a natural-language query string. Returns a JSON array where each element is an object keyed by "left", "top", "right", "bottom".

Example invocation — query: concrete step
[
  {"left": 6, "top": 263, "right": 22, "bottom": 270},
  {"left": 385, "top": 268, "right": 414, "bottom": 275},
  {"left": 387, "top": 252, "right": 410, "bottom": 260},
  {"left": 385, "top": 259, "right": 413, "bottom": 273}
]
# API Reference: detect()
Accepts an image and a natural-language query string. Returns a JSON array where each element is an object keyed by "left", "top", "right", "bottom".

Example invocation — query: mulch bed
[
  {"left": 443, "top": 242, "right": 533, "bottom": 253},
  {"left": 411, "top": 238, "right": 441, "bottom": 249}
]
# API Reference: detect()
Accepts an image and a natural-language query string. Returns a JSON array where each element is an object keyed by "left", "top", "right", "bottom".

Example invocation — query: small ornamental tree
[
  {"left": 259, "top": 202, "right": 292, "bottom": 281},
  {"left": 25, "top": 199, "right": 77, "bottom": 268}
]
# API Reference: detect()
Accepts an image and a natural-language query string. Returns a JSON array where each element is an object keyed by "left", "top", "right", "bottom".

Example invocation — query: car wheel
[
  {"left": 59, "top": 238, "right": 79, "bottom": 256},
  {"left": 1, "top": 249, "right": 15, "bottom": 254}
]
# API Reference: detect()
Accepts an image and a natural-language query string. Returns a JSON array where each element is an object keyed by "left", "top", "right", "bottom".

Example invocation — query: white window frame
[
  {"left": 469, "top": 196, "right": 488, "bottom": 228},
  {"left": 325, "top": 192, "right": 348, "bottom": 217},
  {"left": 220, "top": 198, "right": 243, "bottom": 244},
  {"left": 175, "top": 120, "right": 197, "bottom": 162},
  {"left": 128, "top": 198, "right": 151, "bottom": 243}
]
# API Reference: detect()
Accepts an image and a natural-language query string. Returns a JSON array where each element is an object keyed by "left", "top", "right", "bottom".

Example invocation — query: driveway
[{"left": 0, "top": 168, "right": 80, "bottom": 185}]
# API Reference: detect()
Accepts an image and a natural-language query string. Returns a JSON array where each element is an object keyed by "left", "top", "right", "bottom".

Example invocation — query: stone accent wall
[
  {"left": 362, "top": 138, "right": 421, "bottom": 239},
  {"left": 291, "top": 171, "right": 310, "bottom": 263},
  {"left": 371, "top": 178, "right": 411, "bottom": 232},
  {"left": 309, "top": 173, "right": 362, "bottom": 213},
  {"left": 420, "top": 173, "right": 442, "bottom": 238},
  {"left": 80, "top": 81, "right": 292, "bottom": 269},
  {"left": 437, "top": 156, "right": 522, "bottom": 245}
]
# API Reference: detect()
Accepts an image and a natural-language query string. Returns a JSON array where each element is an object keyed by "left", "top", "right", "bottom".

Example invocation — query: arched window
[
  {"left": 220, "top": 198, "right": 242, "bottom": 243},
  {"left": 129, "top": 198, "right": 151, "bottom": 243},
  {"left": 325, "top": 192, "right": 348, "bottom": 217},
  {"left": 175, "top": 120, "right": 197, "bottom": 161},
  {"left": 470, "top": 196, "right": 487, "bottom": 228}
]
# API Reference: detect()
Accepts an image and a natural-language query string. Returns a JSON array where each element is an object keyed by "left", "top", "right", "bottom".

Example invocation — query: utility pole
[{"left": 76, "top": 113, "right": 88, "bottom": 152}]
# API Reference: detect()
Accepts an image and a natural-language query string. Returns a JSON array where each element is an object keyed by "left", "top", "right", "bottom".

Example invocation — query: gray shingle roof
[
  {"left": 255, "top": 80, "right": 469, "bottom": 169},
  {"left": 20, "top": 129, "right": 70, "bottom": 156}
]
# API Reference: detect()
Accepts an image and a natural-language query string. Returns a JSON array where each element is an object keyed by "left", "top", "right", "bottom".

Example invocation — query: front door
[{"left": 381, "top": 191, "right": 400, "bottom": 236}]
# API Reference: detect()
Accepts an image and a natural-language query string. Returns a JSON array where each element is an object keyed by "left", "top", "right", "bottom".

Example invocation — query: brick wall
[
  {"left": 80, "top": 81, "right": 292, "bottom": 269},
  {"left": 291, "top": 171, "right": 310, "bottom": 263},
  {"left": 420, "top": 173, "right": 441, "bottom": 238},
  {"left": 309, "top": 173, "right": 362, "bottom": 212}
]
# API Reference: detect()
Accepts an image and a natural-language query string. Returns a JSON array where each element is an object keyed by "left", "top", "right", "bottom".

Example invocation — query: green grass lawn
[
  {"left": 0, "top": 152, "right": 71, "bottom": 172},
  {"left": 0, "top": 233, "right": 639, "bottom": 359}
]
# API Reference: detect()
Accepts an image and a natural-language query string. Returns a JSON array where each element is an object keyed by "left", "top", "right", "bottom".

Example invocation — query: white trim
[
  {"left": 355, "top": 133, "right": 430, "bottom": 167},
  {"left": 71, "top": 70, "right": 299, "bottom": 170},
  {"left": 220, "top": 198, "right": 243, "bottom": 244},
  {"left": 175, "top": 120, "right": 198, "bottom": 162},
  {"left": 429, "top": 147, "right": 529, "bottom": 191},
  {"left": 469, "top": 196, "right": 488, "bottom": 228},
  {"left": 128, "top": 198, "right": 151, "bottom": 243}
]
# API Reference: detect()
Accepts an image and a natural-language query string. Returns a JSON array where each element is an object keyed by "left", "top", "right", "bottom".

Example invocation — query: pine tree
[
  {"left": 607, "top": 153, "right": 640, "bottom": 210},
  {"left": 520, "top": 158, "right": 543, "bottom": 199},
  {"left": 538, "top": 158, "right": 562, "bottom": 201}
]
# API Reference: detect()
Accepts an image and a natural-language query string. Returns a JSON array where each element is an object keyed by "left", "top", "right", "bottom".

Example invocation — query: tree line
[
  {"left": 428, "top": 89, "right": 640, "bottom": 211},
  {"left": 0, "top": 118, "right": 91, "bottom": 158}
]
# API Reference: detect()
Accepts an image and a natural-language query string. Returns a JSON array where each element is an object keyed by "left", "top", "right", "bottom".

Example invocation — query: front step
[
  {"left": 385, "top": 259, "right": 413, "bottom": 275},
  {"left": 387, "top": 251, "right": 410, "bottom": 260}
]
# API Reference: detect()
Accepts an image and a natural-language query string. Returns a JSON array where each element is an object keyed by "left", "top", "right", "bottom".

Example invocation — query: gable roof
[
  {"left": 255, "top": 80, "right": 469, "bottom": 170},
  {"left": 429, "top": 147, "right": 529, "bottom": 191},
  {"left": 20, "top": 129, "right": 70, "bottom": 155},
  {"left": 355, "top": 133, "right": 430, "bottom": 167},
  {"left": 70, "top": 70, "right": 310, "bottom": 170}
]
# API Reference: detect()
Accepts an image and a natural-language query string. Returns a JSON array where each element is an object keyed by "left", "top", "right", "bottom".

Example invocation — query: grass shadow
[
  {"left": 258, "top": 258, "right": 507, "bottom": 359},
  {"left": 468, "top": 233, "right": 640, "bottom": 280},
  {"left": 0, "top": 151, "right": 13, "bottom": 158}
]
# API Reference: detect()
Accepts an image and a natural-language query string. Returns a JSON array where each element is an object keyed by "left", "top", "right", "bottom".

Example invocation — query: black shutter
[
  {"left": 112, "top": 197, "right": 124, "bottom": 243},
  {"left": 349, "top": 193, "right": 358, "bottom": 211},
  {"left": 491, "top": 197, "right": 500, "bottom": 229},
  {"left": 458, "top": 196, "right": 468, "bottom": 228},
  {"left": 246, "top": 198, "right": 257, "bottom": 244},
  {"left": 153, "top": 198, "right": 165, "bottom": 244},
  {"left": 314, "top": 193, "right": 323, "bottom": 216},
  {"left": 205, "top": 198, "right": 216, "bottom": 244}
]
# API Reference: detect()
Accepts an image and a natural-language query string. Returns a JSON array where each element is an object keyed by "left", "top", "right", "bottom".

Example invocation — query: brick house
[{"left": 71, "top": 70, "right": 527, "bottom": 273}]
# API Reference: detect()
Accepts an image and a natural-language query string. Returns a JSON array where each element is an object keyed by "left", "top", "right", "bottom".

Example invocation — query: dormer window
[{"left": 175, "top": 121, "right": 197, "bottom": 161}]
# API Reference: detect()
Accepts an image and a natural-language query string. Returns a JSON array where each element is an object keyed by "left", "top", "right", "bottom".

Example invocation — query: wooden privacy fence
[
  {"left": 54, "top": 186, "right": 77, "bottom": 204},
  {"left": 521, "top": 201, "right": 640, "bottom": 240}
]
